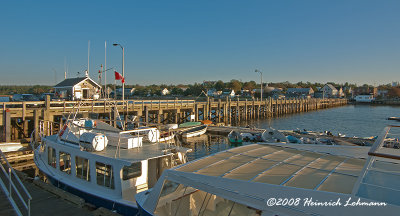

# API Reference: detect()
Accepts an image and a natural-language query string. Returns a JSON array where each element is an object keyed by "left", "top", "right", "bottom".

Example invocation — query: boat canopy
[{"left": 141, "top": 140, "right": 400, "bottom": 215}]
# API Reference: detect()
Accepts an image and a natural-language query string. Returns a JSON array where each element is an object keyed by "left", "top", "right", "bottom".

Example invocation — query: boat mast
[
  {"left": 64, "top": 57, "right": 67, "bottom": 79},
  {"left": 87, "top": 40, "right": 90, "bottom": 77},
  {"left": 105, "top": 41, "right": 108, "bottom": 98}
]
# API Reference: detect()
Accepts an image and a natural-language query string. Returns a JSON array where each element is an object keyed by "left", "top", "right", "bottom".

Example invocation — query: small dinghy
[{"left": 228, "top": 130, "right": 243, "bottom": 144}]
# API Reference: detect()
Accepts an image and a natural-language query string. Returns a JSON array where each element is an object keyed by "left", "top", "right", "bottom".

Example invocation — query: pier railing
[
  {"left": 1, "top": 98, "right": 347, "bottom": 142},
  {"left": 0, "top": 149, "right": 32, "bottom": 216}
]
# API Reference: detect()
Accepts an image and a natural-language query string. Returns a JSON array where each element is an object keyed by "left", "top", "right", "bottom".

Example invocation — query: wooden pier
[{"left": 0, "top": 97, "right": 347, "bottom": 142}]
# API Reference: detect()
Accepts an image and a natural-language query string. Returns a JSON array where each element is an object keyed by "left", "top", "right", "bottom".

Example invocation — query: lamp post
[
  {"left": 113, "top": 43, "right": 125, "bottom": 101},
  {"left": 255, "top": 69, "right": 263, "bottom": 101}
]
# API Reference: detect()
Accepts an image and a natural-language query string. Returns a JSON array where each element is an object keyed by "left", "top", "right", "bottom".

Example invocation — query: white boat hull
[{"left": 181, "top": 126, "right": 207, "bottom": 138}]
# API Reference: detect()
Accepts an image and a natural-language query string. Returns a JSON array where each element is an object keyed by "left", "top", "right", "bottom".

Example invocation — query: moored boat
[
  {"left": 0, "top": 142, "right": 24, "bottom": 152},
  {"left": 158, "top": 131, "right": 175, "bottom": 143},
  {"left": 136, "top": 125, "right": 400, "bottom": 216},
  {"left": 180, "top": 125, "right": 207, "bottom": 138},
  {"left": 178, "top": 121, "right": 201, "bottom": 128},
  {"left": 31, "top": 117, "right": 191, "bottom": 216},
  {"left": 388, "top": 116, "right": 400, "bottom": 121},
  {"left": 261, "top": 127, "right": 288, "bottom": 143},
  {"left": 228, "top": 130, "right": 243, "bottom": 144}
]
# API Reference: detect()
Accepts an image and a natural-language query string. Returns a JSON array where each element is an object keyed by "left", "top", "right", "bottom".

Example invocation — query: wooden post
[
  {"left": 218, "top": 99, "right": 221, "bottom": 123},
  {"left": 34, "top": 109, "right": 39, "bottom": 142},
  {"left": 4, "top": 109, "right": 11, "bottom": 142},
  {"left": 245, "top": 99, "right": 248, "bottom": 121},
  {"left": 45, "top": 95, "right": 51, "bottom": 110},
  {"left": 145, "top": 106, "right": 149, "bottom": 125},
  {"left": 22, "top": 102, "right": 28, "bottom": 138},
  {"left": 195, "top": 103, "right": 199, "bottom": 122}
]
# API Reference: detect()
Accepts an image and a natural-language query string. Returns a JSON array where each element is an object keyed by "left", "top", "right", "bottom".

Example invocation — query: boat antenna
[
  {"left": 105, "top": 41, "right": 107, "bottom": 98},
  {"left": 64, "top": 57, "right": 67, "bottom": 79},
  {"left": 87, "top": 40, "right": 90, "bottom": 77}
]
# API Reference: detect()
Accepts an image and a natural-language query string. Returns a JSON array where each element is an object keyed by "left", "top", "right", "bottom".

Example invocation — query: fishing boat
[
  {"left": 158, "top": 131, "right": 175, "bottom": 143},
  {"left": 136, "top": 125, "right": 400, "bottom": 216},
  {"left": 178, "top": 121, "right": 201, "bottom": 128},
  {"left": 0, "top": 142, "right": 24, "bottom": 152},
  {"left": 180, "top": 125, "right": 207, "bottom": 138},
  {"left": 388, "top": 116, "right": 400, "bottom": 121},
  {"left": 31, "top": 116, "right": 191, "bottom": 216},
  {"left": 228, "top": 130, "right": 243, "bottom": 144},
  {"left": 261, "top": 127, "right": 288, "bottom": 143}
]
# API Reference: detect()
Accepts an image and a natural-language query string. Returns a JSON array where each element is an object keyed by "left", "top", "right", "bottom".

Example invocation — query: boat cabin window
[
  {"left": 96, "top": 162, "right": 115, "bottom": 189},
  {"left": 75, "top": 156, "right": 90, "bottom": 181},
  {"left": 122, "top": 162, "right": 142, "bottom": 180},
  {"left": 59, "top": 151, "right": 71, "bottom": 174},
  {"left": 155, "top": 180, "right": 262, "bottom": 216},
  {"left": 47, "top": 147, "right": 56, "bottom": 168}
]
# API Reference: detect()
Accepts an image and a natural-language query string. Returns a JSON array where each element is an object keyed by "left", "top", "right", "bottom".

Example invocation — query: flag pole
[
  {"left": 105, "top": 41, "right": 108, "bottom": 98},
  {"left": 114, "top": 71, "right": 117, "bottom": 100}
]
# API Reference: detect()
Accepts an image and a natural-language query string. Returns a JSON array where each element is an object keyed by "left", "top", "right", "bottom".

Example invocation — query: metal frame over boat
[{"left": 136, "top": 125, "right": 400, "bottom": 216}]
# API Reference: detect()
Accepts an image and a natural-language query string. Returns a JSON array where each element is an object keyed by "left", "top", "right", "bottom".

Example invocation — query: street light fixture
[
  {"left": 255, "top": 69, "right": 263, "bottom": 101},
  {"left": 113, "top": 43, "right": 125, "bottom": 101}
]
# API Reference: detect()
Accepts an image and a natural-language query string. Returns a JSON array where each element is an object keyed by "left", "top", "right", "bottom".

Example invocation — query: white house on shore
[
  {"left": 321, "top": 84, "right": 338, "bottom": 98},
  {"left": 161, "top": 88, "right": 170, "bottom": 96},
  {"left": 222, "top": 89, "right": 235, "bottom": 97},
  {"left": 207, "top": 89, "right": 222, "bottom": 97}
]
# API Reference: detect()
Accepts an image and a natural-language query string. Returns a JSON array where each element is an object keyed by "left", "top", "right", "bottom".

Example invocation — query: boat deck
[{"left": 46, "top": 134, "right": 189, "bottom": 163}]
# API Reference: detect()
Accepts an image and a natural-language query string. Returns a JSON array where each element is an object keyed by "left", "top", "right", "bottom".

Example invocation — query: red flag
[{"left": 114, "top": 71, "right": 125, "bottom": 83}]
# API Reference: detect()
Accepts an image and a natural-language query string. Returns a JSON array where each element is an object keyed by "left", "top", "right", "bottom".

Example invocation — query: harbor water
[
  {"left": 183, "top": 104, "right": 400, "bottom": 160},
  {"left": 252, "top": 104, "right": 400, "bottom": 138}
]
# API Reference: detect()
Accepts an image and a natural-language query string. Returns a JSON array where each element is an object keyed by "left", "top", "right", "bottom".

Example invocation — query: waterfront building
[
  {"left": 54, "top": 76, "right": 101, "bottom": 100},
  {"left": 286, "top": 87, "right": 314, "bottom": 98},
  {"left": 321, "top": 84, "right": 338, "bottom": 98},
  {"left": 161, "top": 88, "right": 170, "bottom": 96},
  {"left": 222, "top": 89, "right": 235, "bottom": 97},
  {"left": 353, "top": 86, "right": 378, "bottom": 98},
  {"left": 355, "top": 94, "right": 375, "bottom": 102},
  {"left": 377, "top": 89, "right": 389, "bottom": 98}
]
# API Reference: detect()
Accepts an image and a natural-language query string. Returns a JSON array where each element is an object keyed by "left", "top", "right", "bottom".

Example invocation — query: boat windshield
[{"left": 154, "top": 180, "right": 261, "bottom": 216}]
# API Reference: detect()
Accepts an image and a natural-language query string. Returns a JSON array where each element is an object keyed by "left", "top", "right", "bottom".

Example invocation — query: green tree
[
  {"left": 215, "top": 80, "right": 225, "bottom": 91},
  {"left": 243, "top": 81, "right": 257, "bottom": 91},
  {"left": 228, "top": 79, "right": 242, "bottom": 92}
]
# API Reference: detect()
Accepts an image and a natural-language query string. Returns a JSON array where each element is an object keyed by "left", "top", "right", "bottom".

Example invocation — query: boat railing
[
  {"left": 0, "top": 149, "right": 32, "bottom": 216},
  {"left": 38, "top": 120, "right": 60, "bottom": 137},
  {"left": 351, "top": 125, "right": 400, "bottom": 199},
  {"left": 114, "top": 128, "right": 163, "bottom": 158},
  {"left": 367, "top": 125, "right": 400, "bottom": 160}
]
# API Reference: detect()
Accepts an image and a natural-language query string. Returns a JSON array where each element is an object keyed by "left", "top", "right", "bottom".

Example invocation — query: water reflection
[{"left": 179, "top": 134, "right": 241, "bottom": 161}]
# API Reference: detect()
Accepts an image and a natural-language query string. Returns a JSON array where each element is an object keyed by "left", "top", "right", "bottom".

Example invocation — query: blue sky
[{"left": 1, "top": 0, "right": 399, "bottom": 86}]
